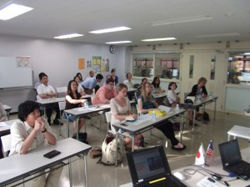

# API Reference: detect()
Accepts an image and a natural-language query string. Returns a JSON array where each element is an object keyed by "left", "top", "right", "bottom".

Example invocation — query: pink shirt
[{"left": 92, "top": 85, "right": 116, "bottom": 105}]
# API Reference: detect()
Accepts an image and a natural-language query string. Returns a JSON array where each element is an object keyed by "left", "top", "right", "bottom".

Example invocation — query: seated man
[
  {"left": 36, "top": 73, "right": 61, "bottom": 125},
  {"left": 80, "top": 73, "right": 103, "bottom": 94},
  {"left": 92, "top": 78, "right": 116, "bottom": 105},
  {"left": 9, "top": 100, "right": 62, "bottom": 187},
  {"left": 123, "top": 72, "right": 134, "bottom": 90}
]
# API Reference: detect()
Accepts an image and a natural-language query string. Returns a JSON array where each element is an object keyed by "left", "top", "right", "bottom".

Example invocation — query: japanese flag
[{"left": 195, "top": 143, "right": 205, "bottom": 166}]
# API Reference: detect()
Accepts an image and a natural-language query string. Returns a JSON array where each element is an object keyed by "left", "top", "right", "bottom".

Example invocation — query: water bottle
[
  {"left": 152, "top": 110, "right": 156, "bottom": 120},
  {"left": 84, "top": 101, "right": 89, "bottom": 108},
  {"left": 175, "top": 104, "right": 180, "bottom": 112}
]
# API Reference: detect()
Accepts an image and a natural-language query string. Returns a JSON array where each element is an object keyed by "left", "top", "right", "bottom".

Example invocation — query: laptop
[
  {"left": 126, "top": 146, "right": 187, "bottom": 187},
  {"left": 219, "top": 139, "right": 250, "bottom": 180}
]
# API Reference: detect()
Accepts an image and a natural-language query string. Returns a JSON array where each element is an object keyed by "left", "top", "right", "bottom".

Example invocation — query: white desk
[
  {"left": 0, "top": 119, "right": 20, "bottom": 136},
  {"left": 191, "top": 96, "right": 218, "bottom": 130},
  {"left": 227, "top": 125, "right": 250, "bottom": 141},
  {"left": 36, "top": 97, "right": 65, "bottom": 105},
  {"left": 121, "top": 147, "right": 250, "bottom": 187},
  {"left": 152, "top": 92, "right": 167, "bottom": 99},
  {"left": 0, "top": 138, "right": 91, "bottom": 187},
  {"left": 113, "top": 108, "right": 186, "bottom": 165}
]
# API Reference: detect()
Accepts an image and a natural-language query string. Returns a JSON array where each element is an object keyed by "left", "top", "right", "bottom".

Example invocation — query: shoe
[
  {"left": 172, "top": 144, "right": 186, "bottom": 151},
  {"left": 53, "top": 119, "right": 63, "bottom": 125}
]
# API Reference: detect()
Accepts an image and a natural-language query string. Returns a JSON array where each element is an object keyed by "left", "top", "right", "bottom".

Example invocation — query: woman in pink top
[{"left": 92, "top": 78, "right": 116, "bottom": 105}]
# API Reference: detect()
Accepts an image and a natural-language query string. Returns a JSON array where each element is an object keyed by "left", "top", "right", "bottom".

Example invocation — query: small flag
[
  {"left": 195, "top": 143, "right": 205, "bottom": 166},
  {"left": 206, "top": 140, "right": 214, "bottom": 160}
]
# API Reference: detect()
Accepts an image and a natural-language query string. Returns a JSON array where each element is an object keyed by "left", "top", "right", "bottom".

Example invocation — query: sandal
[{"left": 172, "top": 143, "right": 186, "bottom": 151}]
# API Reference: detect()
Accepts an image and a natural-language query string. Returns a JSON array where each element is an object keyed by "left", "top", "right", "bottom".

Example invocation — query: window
[
  {"left": 155, "top": 53, "right": 180, "bottom": 79},
  {"left": 227, "top": 52, "right": 250, "bottom": 84},
  {"left": 132, "top": 54, "right": 153, "bottom": 78}
]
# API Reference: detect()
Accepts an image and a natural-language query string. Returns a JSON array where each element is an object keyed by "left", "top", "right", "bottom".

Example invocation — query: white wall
[{"left": 0, "top": 34, "right": 128, "bottom": 112}]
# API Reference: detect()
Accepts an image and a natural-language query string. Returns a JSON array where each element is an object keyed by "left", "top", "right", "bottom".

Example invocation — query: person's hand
[
  {"left": 34, "top": 120, "right": 43, "bottom": 132},
  {"left": 131, "top": 114, "right": 137, "bottom": 120},
  {"left": 36, "top": 117, "right": 45, "bottom": 131},
  {"left": 80, "top": 99, "right": 87, "bottom": 103}
]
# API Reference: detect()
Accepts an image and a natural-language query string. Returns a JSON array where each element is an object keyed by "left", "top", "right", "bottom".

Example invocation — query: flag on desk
[
  {"left": 195, "top": 143, "right": 205, "bottom": 166},
  {"left": 206, "top": 140, "right": 214, "bottom": 160}
]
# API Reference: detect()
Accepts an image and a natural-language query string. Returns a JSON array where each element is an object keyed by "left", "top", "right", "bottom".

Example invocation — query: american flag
[{"left": 206, "top": 140, "right": 214, "bottom": 160}]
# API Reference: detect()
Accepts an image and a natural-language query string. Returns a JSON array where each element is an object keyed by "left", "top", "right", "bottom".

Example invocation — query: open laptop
[
  {"left": 126, "top": 146, "right": 187, "bottom": 187},
  {"left": 219, "top": 139, "right": 250, "bottom": 180}
]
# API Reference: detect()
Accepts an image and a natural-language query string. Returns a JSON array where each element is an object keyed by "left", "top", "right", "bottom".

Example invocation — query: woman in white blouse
[
  {"left": 167, "top": 82, "right": 179, "bottom": 107},
  {"left": 110, "top": 83, "right": 143, "bottom": 149}
]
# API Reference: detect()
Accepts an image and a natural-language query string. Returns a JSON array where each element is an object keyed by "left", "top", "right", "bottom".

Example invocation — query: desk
[
  {"left": 0, "top": 138, "right": 91, "bottom": 187},
  {"left": 0, "top": 119, "right": 19, "bottom": 136},
  {"left": 64, "top": 104, "right": 111, "bottom": 138},
  {"left": 113, "top": 108, "right": 186, "bottom": 165},
  {"left": 227, "top": 125, "right": 250, "bottom": 141},
  {"left": 121, "top": 147, "right": 250, "bottom": 187},
  {"left": 36, "top": 97, "right": 65, "bottom": 105},
  {"left": 152, "top": 92, "right": 167, "bottom": 99},
  {"left": 191, "top": 96, "right": 218, "bottom": 130}
]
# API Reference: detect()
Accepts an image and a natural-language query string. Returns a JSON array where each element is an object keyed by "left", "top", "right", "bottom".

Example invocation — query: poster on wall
[
  {"left": 87, "top": 60, "right": 92, "bottom": 68},
  {"left": 16, "top": 56, "right": 31, "bottom": 67},
  {"left": 92, "top": 56, "right": 102, "bottom": 72},
  {"left": 78, "top": 58, "right": 85, "bottom": 70}
]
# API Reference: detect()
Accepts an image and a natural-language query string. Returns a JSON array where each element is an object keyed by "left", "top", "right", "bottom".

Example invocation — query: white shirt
[
  {"left": 37, "top": 83, "right": 56, "bottom": 100},
  {"left": 9, "top": 119, "right": 55, "bottom": 156},
  {"left": 34, "top": 81, "right": 41, "bottom": 89},
  {"left": 123, "top": 79, "right": 134, "bottom": 90},
  {"left": 78, "top": 84, "right": 84, "bottom": 93},
  {"left": 167, "top": 90, "right": 178, "bottom": 104}
]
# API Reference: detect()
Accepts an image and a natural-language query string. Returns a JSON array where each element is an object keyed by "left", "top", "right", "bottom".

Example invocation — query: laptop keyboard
[{"left": 229, "top": 162, "right": 250, "bottom": 176}]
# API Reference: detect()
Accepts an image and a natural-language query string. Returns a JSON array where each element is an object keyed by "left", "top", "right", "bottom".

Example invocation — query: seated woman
[
  {"left": 136, "top": 77, "right": 148, "bottom": 96},
  {"left": 110, "top": 83, "right": 143, "bottom": 149},
  {"left": 167, "top": 82, "right": 180, "bottom": 107},
  {"left": 74, "top": 75, "right": 85, "bottom": 96},
  {"left": 137, "top": 82, "right": 185, "bottom": 150},
  {"left": 188, "top": 77, "right": 208, "bottom": 124},
  {"left": 64, "top": 80, "right": 87, "bottom": 135},
  {"left": 151, "top": 76, "right": 165, "bottom": 94},
  {"left": 9, "top": 100, "right": 62, "bottom": 187}
]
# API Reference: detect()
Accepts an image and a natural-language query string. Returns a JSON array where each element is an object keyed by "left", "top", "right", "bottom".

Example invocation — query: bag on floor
[
  {"left": 72, "top": 132, "right": 88, "bottom": 144},
  {"left": 98, "top": 134, "right": 123, "bottom": 165},
  {"left": 203, "top": 111, "right": 210, "bottom": 121}
]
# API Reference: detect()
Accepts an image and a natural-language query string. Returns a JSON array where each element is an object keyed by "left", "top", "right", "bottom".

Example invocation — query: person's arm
[
  {"left": 202, "top": 86, "right": 208, "bottom": 97},
  {"left": 66, "top": 95, "right": 86, "bottom": 104},
  {"left": 188, "top": 85, "right": 197, "bottom": 96},
  {"left": 47, "top": 86, "right": 57, "bottom": 98},
  {"left": 40, "top": 119, "right": 56, "bottom": 145},
  {"left": 138, "top": 98, "right": 149, "bottom": 114},
  {"left": 98, "top": 89, "right": 109, "bottom": 104}
]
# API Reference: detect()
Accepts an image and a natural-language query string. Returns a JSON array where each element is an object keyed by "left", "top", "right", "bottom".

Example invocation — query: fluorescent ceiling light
[
  {"left": 244, "top": 52, "right": 250, "bottom": 55},
  {"left": 0, "top": 3, "right": 33, "bottom": 20},
  {"left": 54, "top": 33, "right": 83, "bottom": 39},
  {"left": 106, "top": 41, "right": 132, "bottom": 44},
  {"left": 152, "top": 15, "right": 212, "bottom": 26},
  {"left": 141, "top": 37, "right": 176, "bottom": 42},
  {"left": 196, "top": 32, "right": 240, "bottom": 38},
  {"left": 89, "top": 26, "right": 131, "bottom": 34}
]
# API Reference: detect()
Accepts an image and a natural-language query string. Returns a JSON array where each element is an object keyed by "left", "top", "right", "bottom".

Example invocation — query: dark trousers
[
  {"left": 154, "top": 120, "right": 179, "bottom": 146},
  {"left": 45, "top": 103, "right": 60, "bottom": 123}
]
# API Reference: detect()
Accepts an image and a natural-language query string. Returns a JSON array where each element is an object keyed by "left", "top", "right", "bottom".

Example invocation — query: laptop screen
[
  {"left": 219, "top": 140, "right": 242, "bottom": 166},
  {"left": 127, "top": 146, "right": 170, "bottom": 183}
]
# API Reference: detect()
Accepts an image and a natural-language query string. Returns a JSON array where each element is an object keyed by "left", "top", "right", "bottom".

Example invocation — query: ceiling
[{"left": 0, "top": 0, "right": 250, "bottom": 46}]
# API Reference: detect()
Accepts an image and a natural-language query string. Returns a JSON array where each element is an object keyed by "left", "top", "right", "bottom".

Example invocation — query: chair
[
  {"left": 105, "top": 111, "right": 112, "bottom": 134},
  {"left": 1, "top": 134, "right": 11, "bottom": 157}
]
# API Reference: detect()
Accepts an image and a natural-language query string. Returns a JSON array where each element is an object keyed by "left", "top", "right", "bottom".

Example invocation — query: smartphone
[
  {"left": 121, "top": 123, "right": 128, "bottom": 126},
  {"left": 43, "top": 150, "right": 61, "bottom": 159}
]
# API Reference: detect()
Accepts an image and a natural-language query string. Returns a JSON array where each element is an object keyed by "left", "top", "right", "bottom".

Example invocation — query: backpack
[
  {"left": 203, "top": 111, "right": 210, "bottom": 121},
  {"left": 98, "top": 134, "right": 123, "bottom": 165}
]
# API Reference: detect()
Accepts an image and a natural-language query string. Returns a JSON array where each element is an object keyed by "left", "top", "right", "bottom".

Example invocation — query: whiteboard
[{"left": 0, "top": 56, "right": 33, "bottom": 88}]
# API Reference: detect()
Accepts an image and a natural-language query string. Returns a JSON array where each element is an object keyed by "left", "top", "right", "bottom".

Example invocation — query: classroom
[{"left": 0, "top": 0, "right": 250, "bottom": 187}]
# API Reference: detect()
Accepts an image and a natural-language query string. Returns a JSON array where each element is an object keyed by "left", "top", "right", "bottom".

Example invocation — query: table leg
[
  {"left": 131, "top": 135, "right": 135, "bottom": 152},
  {"left": 214, "top": 99, "right": 217, "bottom": 120},
  {"left": 68, "top": 158, "right": 73, "bottom": 187},
  {"left": 227, "top": 134, "right": 231, "bottom": 141},
  {"left": 192, "top": 109, "right": 196, "bottom": 131},
  {"left": 76, "top": 117, "right": 79, "bottom": 140},
  {"left": 84, "top": 154, "right": 88, "bottom": 187},
  {"left": 179, "top": 114, "right": 184, "bottom": 143},
  {"left": 115, "top": 132, "right": 118, "bottom": 166}
]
